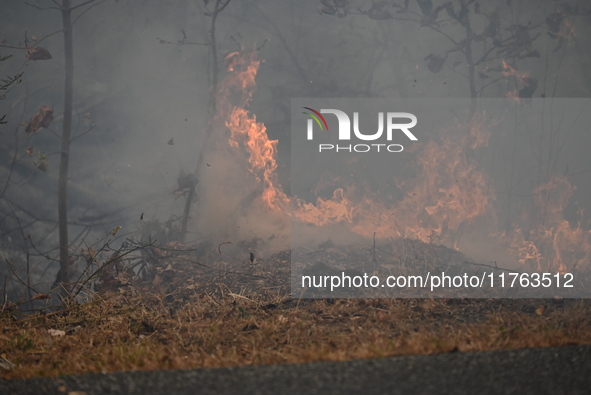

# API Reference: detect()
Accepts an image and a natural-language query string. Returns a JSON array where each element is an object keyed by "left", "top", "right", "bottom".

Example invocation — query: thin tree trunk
[
  {"left": 180, "top": 0, "right": 231, "bottom": 242},
  {"left": 58, "top": 0, "right": 74, "bottom": 290},
  {"left": 458, "top": 0, "right": 477, "bottom": 117}
]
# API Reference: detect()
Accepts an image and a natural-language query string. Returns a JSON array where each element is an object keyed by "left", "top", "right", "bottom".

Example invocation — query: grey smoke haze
[{"left": 1, "top": 0, "right": 590, "bottom": 291}]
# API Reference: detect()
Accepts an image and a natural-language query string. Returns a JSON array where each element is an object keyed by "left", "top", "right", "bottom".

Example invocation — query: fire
[
  {"left": 392, "top": 117, "right": 494, "bottom": 244},
  {"left": 292, "top": 115, "right": 496, "bottom": 248},
  {"left": 220, "top": 51, "right": 289, "bottom": 211},
  {"left": 501, "top": 60, "right": 528, "bottom": 80},
  {"left": 220, "top": 51, "right": 258, "bottom": 95},
  {"left": 295, "top": 188, "right": 354, "bottom": 226},
  {"left": 215, "top": 52, "right": 590, "bottom": 274},
  {"left": 226, "top": 106, "right": 289, "bottom": 210},
  {"left": 501, "top": 60, "right": 530, "bottom": 101},
  {"left": 508, "top": 177, "right": 591, "bottom": 272}
]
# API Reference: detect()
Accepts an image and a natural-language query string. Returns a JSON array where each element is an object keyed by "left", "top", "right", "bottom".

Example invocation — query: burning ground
[{"left": 192, "top": 52, "right": 591, "bottom": 297}]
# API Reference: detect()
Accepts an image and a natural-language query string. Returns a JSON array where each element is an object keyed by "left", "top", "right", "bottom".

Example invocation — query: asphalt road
[{"left": 2, "top": 345, "right": 590, "bottom": 394}]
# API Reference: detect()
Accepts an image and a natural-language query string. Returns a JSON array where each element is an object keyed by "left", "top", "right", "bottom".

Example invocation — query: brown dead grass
[
  {"left": 2, "top": 246, "right": 591, "bottom": 380},
  {"left": 2, "top": 289, "right": 591, "bottom": 380}
]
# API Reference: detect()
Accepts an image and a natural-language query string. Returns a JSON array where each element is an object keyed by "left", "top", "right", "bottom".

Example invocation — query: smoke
[
  {"left": 194, "top": 123, "right": 291, "bottom": 256},
  {"left": 189, "top": 51, "right": 292, "bottom": 256},
  {"left": 0, "top": 0, "right": 590, "bottom": 291}
]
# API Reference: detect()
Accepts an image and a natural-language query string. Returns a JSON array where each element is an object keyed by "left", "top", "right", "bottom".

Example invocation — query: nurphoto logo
[{"left": 302, "top": 107, "right": 418, "bottom": 153}]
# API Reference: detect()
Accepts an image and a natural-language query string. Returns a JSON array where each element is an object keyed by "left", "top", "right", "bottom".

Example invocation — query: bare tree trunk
[
  {"left": 458, "top": 0, "right": 477, "bottom": 118},
  {"left": 209, "top": 0, "right": 224, "bottom": 118},
  {"left": 58, "top": 0, "right": 74, "bottom": 290},
  {"left": 180, "top": 0, "right": 231, "bottom": 242}
]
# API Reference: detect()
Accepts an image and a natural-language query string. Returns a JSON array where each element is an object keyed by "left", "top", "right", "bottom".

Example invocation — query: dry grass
[
  {"left": 2, "top": 245, "right": 591, "bottom": 380},
  {"left": 2, "top": 289, "right": 591, "bottom": 380}
]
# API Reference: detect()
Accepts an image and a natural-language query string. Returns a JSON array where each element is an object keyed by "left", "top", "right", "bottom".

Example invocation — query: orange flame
[
  {"left": 217, "top": 52, "right": 590, "bottom": 273},
  {"left": 226, "top": 106, "right": 289, "bottom": 210},
  {"left": 501, "top": 60, "right": 530, "bottom": 101},
  {"left": 501, "top": 60, "right": 529, "bottom": 80},
  {"left": 295, "top": 188, "right": 354, "bottom": 226},
  {"left": 508, "top": 177, "right": 591, "bottom": 272},
  {"left": 292, "top": 116, "right": 496, "bottom": 247},
  {"left": 222, "top": 51, "right": 289, "bottom": 211}
]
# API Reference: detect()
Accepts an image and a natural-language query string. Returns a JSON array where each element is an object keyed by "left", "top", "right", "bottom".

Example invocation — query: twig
[
  {"left": 156, "top": 37, "right": 209, "bottom": 46},
  {"left": 25, "top": 2, "right": 60, "bottom": 11}
]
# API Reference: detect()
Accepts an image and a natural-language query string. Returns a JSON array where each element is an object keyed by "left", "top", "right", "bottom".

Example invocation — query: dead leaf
[
  {"left": 26, "top": 46, "right": 52, "bottom": 61},
  {"left": 33, "top": 293, "right": 51, "bottom": 300},
  {"left": 535, "top": 305, "right": 546, "bottom": 316},
  {"left": 110, "top": 225, "right": 122, "bottom": 236},
  {"left": 39, "top": 106, "right": 53, "bottom": 127},
  {"left": 88, "top": 247, "right": 96, "bottom": 259},
  {"left": 25, "top": 34, "right": 52, "bottom": 61},
  {"left": 48, "top": 329, "right": 65, "bottom": 337},
  {"left": 25, "top": 146, "right": 34, "bottom": 156},
  {"left": 25, "top": 105, "right": 54, "bottom": 134}
]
